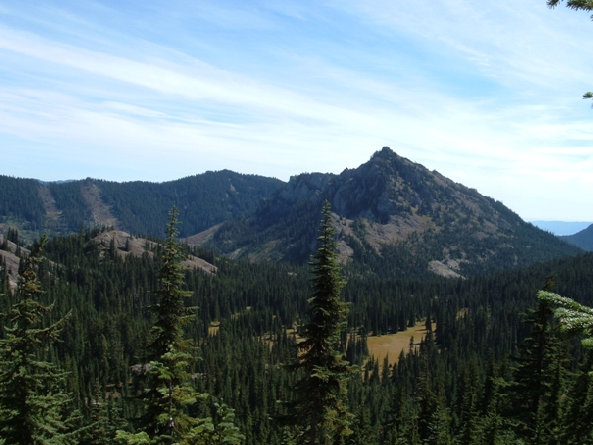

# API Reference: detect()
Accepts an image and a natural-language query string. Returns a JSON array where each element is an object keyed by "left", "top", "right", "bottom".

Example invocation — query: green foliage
[
  {"left": 131, "top": 208, "right": 201, "bottom": 441},
  {"left": 0, "top": 176, "right": 46, "bottom": 230},
  {"left": 548, "top": 0, "right": 593, "bottom": 13},
  {"left": 121, "top": 207, "right": 243, "bottom": 444},
  {"left": 0, "top": 172, "right": 283, "bottom": 239},
  {"left": 183, "top": 399, "right": 244, "bottom": 445},
  {"left": 101, "top": 171, "right": 283, "bottom": 237},
  {"left": 289, "top": 201, "right": 355, "bottom": 444},
  {"left": 146, "top": 207, "right": 196, "bottom": 361},
  {"left": 3, "top": 205, "right": 593, "bottom": 443},
  {"left": 503, "top": 297, "right": 569, "bottom": 443},
  {"left": 0, "top": 235, "right": 77, "bottom": 444},
  {"left": 115, "top": 430, "right": 151, "bottom": 444},
  {"left": 539, "top": 290, "right": 593, "bottom": 347}
]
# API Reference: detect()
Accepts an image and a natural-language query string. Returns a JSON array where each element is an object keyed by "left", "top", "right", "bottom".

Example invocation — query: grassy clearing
[
  {"left": 213, "top": 315, "right": 433, "bottom": 371},
  {"left": 367, "top": 321, "right": 434, "bottom": 368}
]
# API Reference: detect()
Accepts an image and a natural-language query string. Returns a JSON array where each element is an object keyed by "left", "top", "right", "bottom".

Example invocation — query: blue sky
[{"left": 1, "top": 1, "right": 593, "bottom": 221}]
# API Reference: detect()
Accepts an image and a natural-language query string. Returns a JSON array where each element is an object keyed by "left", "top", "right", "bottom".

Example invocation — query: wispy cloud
[{"left": 0, "top": 0, "right": 592, "bottom": 219}]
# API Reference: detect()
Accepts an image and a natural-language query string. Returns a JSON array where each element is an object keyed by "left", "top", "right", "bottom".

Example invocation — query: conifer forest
[{"left": 1, "top": 198, "right": 593, "bottom": 444}]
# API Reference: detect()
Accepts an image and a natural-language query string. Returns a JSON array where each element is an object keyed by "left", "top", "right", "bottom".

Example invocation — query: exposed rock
[
  {"left": 93, "top": 230, "right": 217, "bottom": 274},
  {"left": 81, "top": 182, "right": 118, "bottom": 228},
  {"left": 0, "top": 234, "right": 30, "bottom": 291}
]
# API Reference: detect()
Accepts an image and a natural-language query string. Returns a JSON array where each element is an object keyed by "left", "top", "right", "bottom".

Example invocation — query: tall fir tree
[
  {"left": 505, "top": 297, "right": 569, "bottom": 444},
  {"left": 539, "top": 290, "right": 593, "bottom": 347},
  {"left": 0, "top": 234, "right": 76, "bottom": 444},
  {"left": 289, "top": 200, "right": 355, "bottom": 445},
  {"left": 118, "top": 207, "right": 242, "bottom": 444},
  {"left": 118, "top": 207, "right": 201, "bottom": 443}
]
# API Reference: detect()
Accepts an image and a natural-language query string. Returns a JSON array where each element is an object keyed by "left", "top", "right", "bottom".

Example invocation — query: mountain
[
  {"left": 0, "top": 147, "right": 581, "bottom": 278},
  {"left": 198, "top": 147, "right": 580, "bottom": 277},
  {"left": 561, "top": 224, "right": 593, "bottom": 251},
  {"left": 0, "top": 170, "right": 284, "bottom": 240},
  {"left": 530, "top": 220, "right": 593, "bottom": 236}
]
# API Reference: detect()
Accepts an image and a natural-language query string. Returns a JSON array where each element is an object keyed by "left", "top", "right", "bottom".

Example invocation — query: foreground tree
[
  {"left": 289, "top": 201, "right": 354, "bottom": 445},
  {"left": 538, "top": 290, "right": 593, "bottom": 346},
  {"left": 506, "top": 296, "right": 569, "bottom": 444},
  {"left": 547, "top": 0, "right": 593, "bottom": 13},
  {"left": 118, "top": 207, "right": 242, "bottom": 444},
  {"left": 0, "top": 235, "right": 76, "bottom": 444},
  {"left": 140, "top": 206, "right": 198, "bottom": 442}
]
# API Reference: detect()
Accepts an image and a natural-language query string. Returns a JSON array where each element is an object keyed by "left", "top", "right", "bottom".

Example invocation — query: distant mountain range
[
  {"left": 0, "top": 147, "right": 582, "bottom": 278},
  {"left": 528, "top": 221, "right": 593, "bottom": 251},
  {"left": 560, "top": 224, "right": 593, "bottom": 251},
  {"left": 530, "top": 220, "right": 593, "bottom": 236}
]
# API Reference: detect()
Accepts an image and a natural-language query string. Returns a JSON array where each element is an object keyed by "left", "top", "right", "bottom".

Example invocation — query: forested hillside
[
  {"left": 0, "top": 171, "right": 283, "bottom": 239},
  {"left": 2, "top": 220, "right": 593, "bottom": 443}
]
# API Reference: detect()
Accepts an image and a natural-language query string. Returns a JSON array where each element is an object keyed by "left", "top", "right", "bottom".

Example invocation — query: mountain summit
[{"left": 201, "top": 147, "right": 579, "bottom": 277}]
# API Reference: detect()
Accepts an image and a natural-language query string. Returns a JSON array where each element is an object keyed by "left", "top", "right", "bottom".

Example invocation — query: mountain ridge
[
  {"left": 0, "top": 147, "right": 581, "bottom": 278},
  {"left": 0, "top": 170, "right": 284, "bottom": 240},
  {"left": 561, "top": 224, "right": 593, "bottom": 251},
  {"left": 530, "top": 220, "right": 593, "bottom": 236}
]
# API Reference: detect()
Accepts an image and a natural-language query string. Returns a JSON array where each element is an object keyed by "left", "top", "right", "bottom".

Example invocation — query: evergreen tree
[
  {"left": 559, "top": 352, "right": 593, "bottom": 443},
  {"left": 118, "top": 207, "right": 219, "bottom": 444},
  {"left": 506, "top": 297, "right": 568, "bottom": 443},
  {"left": 289, "top": 201, "right": 355, "bottom": 445},
  {"left": 78, "top": 381, "right": 126, "bottom": 444},
  {"left": 181, "top": 398, "right": 244, "bottom": 445},
  {"left": 539, "top": 290, "right": 593, "bottom": 347},
  {"left": 547, "top": 0, "right": 593, "bottom": 14},
  {"left": 0, "top": 234, "right": 76, "bottom": 444},
  {"left": 140, "top": 207, "right": 197, "bottom": 442}
]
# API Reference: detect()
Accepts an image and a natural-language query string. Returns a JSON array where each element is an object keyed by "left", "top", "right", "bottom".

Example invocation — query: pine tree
[
  {"left": 539, "top": 290, "right": 593, "bottom": 347},
  {"left": 78, "top": 381, "right": 126, "bottom": 445},
  {"left": 118, "top": 207, "right": 241, "bottom": 444},
  {"left": 289, "top": 201, "right": 355, "bottom": 445},
  {"left": 506, "top": 297, "right": 569, "bottom": 443},
  {"left": 181, "top": 399, "right": 244, "bottom": 445},
  {"left": 0, "top": 234, "right": 76, "bottom": 444},
  {"left": 547, "top": 0, "right": 593, "bottom": 14},
  {"left": 140, "top": 206, "right": 198, "bottom": 442}
]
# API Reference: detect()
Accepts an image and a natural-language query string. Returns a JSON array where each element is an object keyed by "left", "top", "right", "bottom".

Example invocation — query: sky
[{"left": 1, "top": 1, "right": 593, "bottom": 222}]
